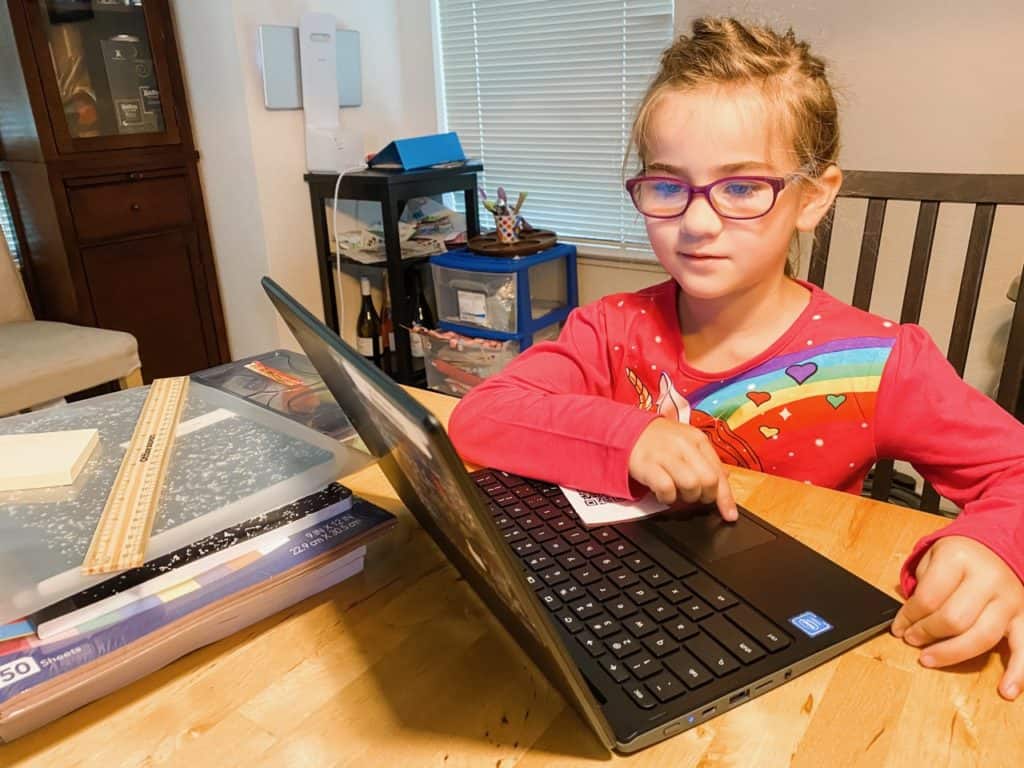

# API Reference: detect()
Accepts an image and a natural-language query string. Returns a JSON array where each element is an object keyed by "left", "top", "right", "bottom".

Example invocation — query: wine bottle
[
  {"left": 380, "top": 273, "right": 395, "bottom": 374},
  {"left": 408, "top": 269, "right": 435, "bottom": 359},
  {"left": 356, "top": 276, "right": 381, "bottom": 366}
]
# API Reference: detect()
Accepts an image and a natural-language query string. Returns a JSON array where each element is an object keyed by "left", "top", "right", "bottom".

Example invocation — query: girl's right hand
[{"left": 628, "top": 418, "right": 738, "bottom": 522}]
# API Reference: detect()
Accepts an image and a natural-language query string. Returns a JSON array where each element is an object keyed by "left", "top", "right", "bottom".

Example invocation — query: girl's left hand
[{"left": 891, "top": 535, "right": 1024, "bottom": 700}]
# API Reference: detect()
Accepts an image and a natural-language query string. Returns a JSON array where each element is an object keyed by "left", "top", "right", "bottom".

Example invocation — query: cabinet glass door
[{"left": 29, "top": 0, "right": 180, "bottom": 149}]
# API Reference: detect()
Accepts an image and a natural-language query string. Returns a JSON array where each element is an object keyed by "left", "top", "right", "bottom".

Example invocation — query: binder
[{"left": 368, "top": 132, "right": 466, "bottom": 171}]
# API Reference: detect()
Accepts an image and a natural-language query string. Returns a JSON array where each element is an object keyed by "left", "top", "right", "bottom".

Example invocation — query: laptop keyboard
[{"left": 472, "top": 469, "right": 793, "bottom": 710}]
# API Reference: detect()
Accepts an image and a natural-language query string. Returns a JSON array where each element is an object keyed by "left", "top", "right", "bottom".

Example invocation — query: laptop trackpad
[{"left": 644, "top": 506, "right": 776, "bottom": 563}]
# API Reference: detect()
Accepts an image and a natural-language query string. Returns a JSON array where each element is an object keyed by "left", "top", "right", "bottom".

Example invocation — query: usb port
[
  {"left": 701, "top": 705, "right": 717, "bottom": 717},
  {"left": 729, "top": 690, "right": 750, "bottom": 705}
]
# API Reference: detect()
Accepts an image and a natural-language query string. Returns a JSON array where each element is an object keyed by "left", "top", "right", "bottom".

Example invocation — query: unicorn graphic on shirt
[{"left": 627, "top": 368, "right": 764, "bottom": 471}]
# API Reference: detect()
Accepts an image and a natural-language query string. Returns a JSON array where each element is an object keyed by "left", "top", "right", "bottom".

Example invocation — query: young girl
[{"left": 448, "top": 17, "right": 1024, "bottom": 700}]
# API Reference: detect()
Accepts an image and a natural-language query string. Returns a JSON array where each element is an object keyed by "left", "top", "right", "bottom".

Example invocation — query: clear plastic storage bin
[{"left": 430, "top": 244, "right": 577, "bottom": 335}]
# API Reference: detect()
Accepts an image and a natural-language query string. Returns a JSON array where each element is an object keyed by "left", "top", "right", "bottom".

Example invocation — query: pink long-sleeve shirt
[{"left": 449, "top": 279, "right": 1024, "bottom": 597}]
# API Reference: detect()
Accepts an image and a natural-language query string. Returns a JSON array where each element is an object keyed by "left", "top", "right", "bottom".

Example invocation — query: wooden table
[{"left": 3, "top": 389, "right": 1021, "bottom": 767}]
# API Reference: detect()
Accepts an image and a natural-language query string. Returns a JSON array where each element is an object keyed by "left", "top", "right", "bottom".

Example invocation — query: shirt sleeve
[
  {"left": 448, "top": 300, "right": 658, "bottom": 499},
  {"left": 874, "top": 324, "right": 1024, "bottom": 596}
]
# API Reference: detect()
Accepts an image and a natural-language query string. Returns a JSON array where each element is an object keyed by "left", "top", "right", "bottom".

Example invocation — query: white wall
[{"left": 171, "top": 0, "right": 439, "bottom": 357}]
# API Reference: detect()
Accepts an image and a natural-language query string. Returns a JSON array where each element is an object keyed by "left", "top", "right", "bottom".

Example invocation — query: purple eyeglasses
[{"left": 625, "top": 174, "right": 798, "bottom": 220}]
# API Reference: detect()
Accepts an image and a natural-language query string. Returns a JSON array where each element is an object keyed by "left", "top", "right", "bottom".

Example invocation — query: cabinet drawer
[{"left": 68, "top": 174, "right": 191, "bottom": 242}]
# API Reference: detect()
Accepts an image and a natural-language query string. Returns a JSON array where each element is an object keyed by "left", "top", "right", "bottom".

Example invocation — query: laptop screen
[{"left": 262, "top": 277, "right": 614, "bottom": 748}]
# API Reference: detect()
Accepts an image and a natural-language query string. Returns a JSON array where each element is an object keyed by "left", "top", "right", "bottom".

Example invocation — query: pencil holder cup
[{"left": 494, "top": 213, "right": 520, "bottom": 244}]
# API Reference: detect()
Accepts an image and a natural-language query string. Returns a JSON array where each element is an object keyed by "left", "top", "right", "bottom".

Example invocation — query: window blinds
[
  {"left": 0, "top": 181, "right": 20, "bottom": 268},
  {"left": 437, "top": 0, "right": 673, "bottom": 255}
]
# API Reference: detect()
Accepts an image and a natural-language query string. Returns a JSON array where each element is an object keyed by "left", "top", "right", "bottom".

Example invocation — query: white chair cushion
[{"left": 0, "top": 321, "right": 140, "bottom": 415}]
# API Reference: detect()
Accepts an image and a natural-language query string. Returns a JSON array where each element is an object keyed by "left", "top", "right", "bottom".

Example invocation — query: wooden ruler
[{"left": 82, "top": 376, "right": 189, "bottom": 575}]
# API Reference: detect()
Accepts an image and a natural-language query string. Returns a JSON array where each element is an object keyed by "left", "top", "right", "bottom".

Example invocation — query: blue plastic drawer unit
[{"left": 429, "top": 243, "right": 578, "bottom": 349}]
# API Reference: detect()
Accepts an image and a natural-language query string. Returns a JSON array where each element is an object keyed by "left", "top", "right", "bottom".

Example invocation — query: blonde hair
[{"left": 628, "top": 17, "right": 840, "bottom": 275}]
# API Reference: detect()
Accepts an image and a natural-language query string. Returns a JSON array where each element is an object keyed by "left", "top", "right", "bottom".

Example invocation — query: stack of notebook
[{"left": 0, "top": 482, "right": 395, "bottom": 742}]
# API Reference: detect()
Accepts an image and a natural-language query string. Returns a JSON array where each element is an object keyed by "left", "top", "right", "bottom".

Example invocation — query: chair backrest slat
[
  {"left": 947, "top": 203, "right": 996, "bottom": 376},
  {"left": 998, "top": 277, "right": 1024, "bottom": 413},
  {"left": 851, "top": 198, "right": 886, "bottom": 310},
  {"left": 808, "top": 206, "right": 833, "bottom": 287},
  {"left": 900, "top": 201, "right": 940, "bottom": 324}
]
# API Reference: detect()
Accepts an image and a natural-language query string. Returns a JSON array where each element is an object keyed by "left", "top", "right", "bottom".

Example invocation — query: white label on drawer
[
  {"left": 457, "top": 290, "right": 487, "bottom": 324},
  {"left": 0, "top": 657, "right": 41, "bottom": 690}
]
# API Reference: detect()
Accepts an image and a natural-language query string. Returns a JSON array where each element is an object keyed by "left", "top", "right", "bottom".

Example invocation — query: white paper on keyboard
[{"left": 559, "top": 486, "right": 668, "bottom": 527}]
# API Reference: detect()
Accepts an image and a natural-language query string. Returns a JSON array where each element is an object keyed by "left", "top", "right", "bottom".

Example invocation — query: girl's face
[{"left": 641, "top": 85, "right": 838, "bottom": 301}]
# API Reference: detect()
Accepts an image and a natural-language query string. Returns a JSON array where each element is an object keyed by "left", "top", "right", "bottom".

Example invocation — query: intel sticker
[{"left": 789, "top": 611, "right": 833, "bottom": 638}]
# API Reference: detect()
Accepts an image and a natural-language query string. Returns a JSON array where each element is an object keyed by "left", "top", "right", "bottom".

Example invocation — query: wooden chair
[
  {"left": 809, "top": 171, "right": 1024, "bottom": 513},
  {"left": 0, "top": 234, "right": 143, "bottom": 416}
]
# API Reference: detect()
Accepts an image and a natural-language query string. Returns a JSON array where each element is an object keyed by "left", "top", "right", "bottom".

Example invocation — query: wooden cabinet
[{"left": 0, "top": 0, "right": 228, "bottom": 380}]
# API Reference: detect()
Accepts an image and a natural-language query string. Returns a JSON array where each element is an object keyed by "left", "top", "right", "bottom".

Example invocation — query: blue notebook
[{"left": 368, "top": 131, "right": 466, "bottom": 171}]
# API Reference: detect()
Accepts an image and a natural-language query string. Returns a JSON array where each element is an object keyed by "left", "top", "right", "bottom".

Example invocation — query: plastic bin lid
[{"left": 431, "top": 242, "right": 573, "bottom": 271}]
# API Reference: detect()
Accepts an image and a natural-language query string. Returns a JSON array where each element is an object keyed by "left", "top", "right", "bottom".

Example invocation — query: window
[
  {"left": 0, "top": 178, "right": 20, "bottom": 269},
  {"left": 436, "top": 0, "right": 673, "bottom": 258}
]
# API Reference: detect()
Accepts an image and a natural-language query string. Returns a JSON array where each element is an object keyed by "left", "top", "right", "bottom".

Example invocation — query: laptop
[{"left": 263, "top": 277, "right": 901, "bottom": 753}]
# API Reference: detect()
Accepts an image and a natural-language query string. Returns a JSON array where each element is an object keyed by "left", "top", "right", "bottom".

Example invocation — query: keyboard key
[
  {"left": 598, "top": 655, "right": 631, "bottom": 684},
  {"left": 506, "top": 504, "right": 530, "bottom": 519},
  {"left": 513, "top": 485, "right": 536, "bottom": 498},
  {"left": 665, "top": 617, "right": 700, "bottom": 642},
  {"left": 553, "top": 496, "right": 571, "bottom": 508},
  {"left": 543, "top": 539, "right": 570, "bottom": 556},
  {"left": 524, "top": 494, "right": 548, "bottom": 509},
  {"left": 588, "top": 579, "right": 619, "bottom": 602},
  {"left": 587, "top": 615, "right": 619, "bottom": 638},
  {"left": 536, "top": 505, "right": 561, "bottom": 520},
  {"left": 627, "top": 652, "right": 663, "bottom": 679},
  {"left": 725, "top": 605, "right": 792, "bottom": 652},
  {"left": 572, "top": 565, "right": 603, "bottom": 586},
  {"left": 579, "top": 542, "right": 606, "bottom": 558},
  {"left": 665, "top": 648, "right": 713, "bottom": 689},
  {"left": 626, "top": 684, "right": 657, "bottom": 709},
  {"left": 686, "top": 632, "right": 740, "bottom": 677},
  {"left": 607, "top": 569, "right": 639, "bottom": 589},
  {"left": 625, "top": 615, "right": 658, "bottom": 638},
  {"left": 607, "top": 598, "right": 638, "bottom": 620},
  {"left": 593, "top": 528, "right": 621, "bottom": 543},
  {"left": 684, "top": 573, "right": 740, "bottom": 610},
  {"left": 539, "top": 566, "right": 570, "bottom": 586},
  {"left": 524, "top": 573, "right": 543, "bottom": 591},
  {"left": 641, "top": 568, "right": 671, "bottom": 587},
  {"left": 502, "top": 528, "right": 527, "bottom": 544},
  {"left": 512, "top": 540, "right": 539, "bottom": 557},
  {"left": 494, "top": 514, "right": 514, "bottom": 530},
  {"left": 659, "top": 584, "right": 692, "bottom": 604},
  {"left": 537, "top": 590, "right": 561, "bottom": 611},
  {"left": 644, "top": 599, "right": 677, "bottom": 622},
  {"left": 702, "top": 614, "right": 766, "bottom": 664},
  {"left": 518, "top": 514, "right": 544, "bottom": 530},
  {"left": 472, "top": 472, "right": 496, "bottom": 486},
  {"left": 551, "top": 517, "right": 576, "bottom": 533},
  {"left": 607, "top": 540, "right": 636, "bottom": 558},
  {"left": 495, "top": 493, "right": 518, "bottom": 506},
  {"left": 525, "top": 553, "right": 552, "bottom": 571},
  {"left": 555, "top": 610, "right": 585, "bottom": 634},
  {"left": 564, "top": 529, "right": 589, "bottom": 545},
  {"left": 555, "top": 582, "right": 584, "bottom": 602},
  {"left": 576, "top": 630, "right": 604, "bottom": 657},
  {"left": 557, "top": 552, "right": 586, "bottom": 570},
  {"left": 530, "top": 526, "right": 557, "bottom": 543},
  {"left": 482, "top": 483, "right": 505, "bottom": 496},
  {"left": 625, "top": 584, "right": 658, "bottom": 605},
  {"left": 646, "top": 671, "right": 686, "bottom": 702},
  {"left": 643, "top": 630, "right": 680, "bottom": 657},
  {"left": 497, "top": 471, "right": 526, "bottom": 487},
  {"left": 570, "top": 598, "right": 603, "bottom": 620},
  {"left": 606, "top": 633, "right": 640, "bottom": 659},
  {"left": 593, "top": 555, "right": 621, "bottom": 573},
  {"left": 623, "top": 553, "right": 655, "bottom": 572},
  {"left": 680, "top": 597, "right": 713, "bottom": 620}
]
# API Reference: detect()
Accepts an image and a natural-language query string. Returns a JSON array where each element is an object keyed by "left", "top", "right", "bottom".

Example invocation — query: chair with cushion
[
  {"left": 809, "top": 170, "right": 1024, "bottom": 513},
  {"left": 0, "top": 235, "right": 142, "bottom": 416}
]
